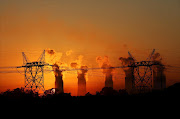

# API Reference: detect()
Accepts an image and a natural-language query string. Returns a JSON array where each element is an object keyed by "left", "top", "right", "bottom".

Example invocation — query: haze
[{"left": 0, "top": 0, "right": 180, "bottom": 96}]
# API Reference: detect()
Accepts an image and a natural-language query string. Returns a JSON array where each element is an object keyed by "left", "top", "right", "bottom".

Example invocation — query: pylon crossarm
[{"left": 37, "top": 50, "right": 45, "bottom": 62}]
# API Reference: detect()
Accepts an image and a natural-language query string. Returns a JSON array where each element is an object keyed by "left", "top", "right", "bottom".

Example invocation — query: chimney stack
[
  {"left": 153, "top": 64, "right": 166, "bottom": 90},
  {"left": 77, "top": 66, "right": 88, "bottom": 96},
  {"left": 53, "top": 64, "right": 64, "bottom": 94}
]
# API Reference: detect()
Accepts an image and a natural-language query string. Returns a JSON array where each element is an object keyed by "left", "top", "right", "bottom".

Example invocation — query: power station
[
  {"left": 0, "top": 49, "right": 167, "bottom": 95},
  {"left": 21, "top": 49, "right": 167, "bottom": 94}
]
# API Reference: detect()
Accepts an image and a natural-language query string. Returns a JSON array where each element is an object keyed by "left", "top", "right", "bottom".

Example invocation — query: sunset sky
[{"left": 0, "top": 0, "right": 180, "bottom": 96}]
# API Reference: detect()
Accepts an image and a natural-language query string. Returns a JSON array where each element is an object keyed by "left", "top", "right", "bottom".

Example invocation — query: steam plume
[
  {"left": 77, "top": 66, "right": 88, "bottom": 96},
  {"left": 70, "top": 62, "right": 78, "bottom": 68},
  {"left": 152, "top": 52, "right": 166, "bottom": 90},
  {"left": 96, "top": 56, "right": 113, "bottom": 88},
  {"left": 119, "top": 57, "right": 134, "bottom": 67},
  {"left": 46, "top": 49, "right": 55, "bottom": 56},
  {"left": 45, "top": 48, "right": 63, "bottom": 65},
  {"left": 66, "top": 50, "right": 73, "bottom": 56},
  {"left": 152, "top": 52, "right": 165, "bottom": 71},
  {"left": 52, "top": 63, "right": 64, "bottom": 94},
  {"left": 119, "top": 56, "right": 135, "bottom": 93},
  {"left": 70, "top": 56, "right": 87, "bottom": 96}
]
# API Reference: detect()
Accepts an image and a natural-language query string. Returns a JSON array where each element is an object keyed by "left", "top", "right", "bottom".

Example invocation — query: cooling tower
[
  {"left": 77, "top": 73, "right": 86, "bottom": 96},
  {"left": 52, "top": 64, "right": 64, "bottom": 94},
  {"left": 124, "top": 68, "right": 134, "bottom": 94},
  {"left": 153, "top": 65, "right": 166, "bottom": 90},
  {"left": 54, "top": 68, "right": 64, "bottom": 94},
  {"left": 105, "top": 73, "right": 113, "bottom": 88}
]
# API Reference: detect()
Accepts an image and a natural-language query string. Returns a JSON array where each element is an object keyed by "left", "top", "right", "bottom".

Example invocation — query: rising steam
[
  {"left": 46, "top": 48, "right": 63, "bottom": 66},
  {"left": 119, "top": 57, "right": 134, "bottom": 67},
  {"left": 96, "top": 56, "right": 113, "bottom": 88},
  {"left": 52, "top": 63, "right": 64, "bottom": 93},
  {"left": 152, "top": 52, "right": 165, "bottom": 72},
  {"left": 70, "top": 56, "right": 88, "bottom": 96}
]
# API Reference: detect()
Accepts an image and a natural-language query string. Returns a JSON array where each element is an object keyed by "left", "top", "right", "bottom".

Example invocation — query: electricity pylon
[
  {"left": 22, "top": 50, "right": 49, "bottom": 92},
  {"left": 128, "top": 49, "right": 157, "bottom": 93}
]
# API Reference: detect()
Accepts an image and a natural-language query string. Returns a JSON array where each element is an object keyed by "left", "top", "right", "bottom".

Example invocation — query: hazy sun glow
[{"left": 0, "top": 0, "right": 180, "bottom": 96}]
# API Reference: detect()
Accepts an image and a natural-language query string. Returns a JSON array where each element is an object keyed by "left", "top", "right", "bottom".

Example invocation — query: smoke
[
  {"left": 46, "top": 48, "right": 68, "bottom": 93},
  {"left": 77, "top": 65, "right": 88, "bottom": 96},
  {"left": 152, "top": 52, "right": 166, "bottom": 90},
  {"left": 70, "top": 55, "right": 87, "bottom": 75},
  {"left": 119, "top": 57, "right": 134, "bottom": 67},
  {"left": 46, "top": 48, "right": 63, "bottom": 66},
  {"left": 152, "top": 52, "right": 163, "bottom": 63},
  {"left": 70, "top": 56, "right": 88, "bottom": 96},
  {"left": 46, "top": 49, "right": 55, "bottom": 56},
  {"left": 119, "top": 57, "right": 135, "bottom": 85},
  {"left": 70, "top": 55, "right": 84, "bottom": 68},
  {"left": 46, "top": 48, "right": 87, "bottom": 94},
  {"left": 46, "top": 48, "right": 86, "bottom": 73},
  {"left": 96, "top": 56, "right": 113, "bottom": 74},
  {"left": 46, "top": 48, "right": 63, "bottom": 78},
  {"left": 76, "top": 55, "right": 84, "bottom": 67},
  {"left": 70, "top": 62, "right": 78, "bottom": 68},
  {"left": 152, "top": 52, "right": 165, "bottom": 72},
  {"left": 152, "top": 52, "right": 164, "bottom": 67},
  {"left": 119, "top": 57, "right": 135, "bottom": 77},
  {"left": 78, "top": 66, "right": 88, "bottom": 75},
  {"left": 66, "top": 50, "right": 73, "bottom": 56},
  {"left": 52, "top": 63, "right": 64, "bottom": 93},
  {"left": 52, "top": 63, "right": 62, "bottom": 77},
  {"left": 96, "top": 56, "right": 113, "bottom": 88}
]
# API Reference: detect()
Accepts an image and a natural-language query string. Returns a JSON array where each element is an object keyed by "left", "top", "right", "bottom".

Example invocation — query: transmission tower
[
  {"left": 22, "top": 50, "right": 48, "bottom": 92},
  {"left": 128, "top": 49, "right": 158, "bottom": 93},
  {"left": 132, "top": 61, "right": 154, "bottom": 93}
]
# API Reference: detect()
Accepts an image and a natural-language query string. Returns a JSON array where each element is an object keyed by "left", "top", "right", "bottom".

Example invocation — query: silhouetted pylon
[{"left": 22, "top": 50, "right": 47, "bottom": 92}]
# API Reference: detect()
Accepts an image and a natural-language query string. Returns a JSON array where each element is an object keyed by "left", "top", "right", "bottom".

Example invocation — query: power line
[
  {"left": 166, "top": 66, "right": 180, "bottom": 69},
  {"left": 0, "top": 66, "right": 22, "bottom": 69},
  {"left": 165, "top": 71, "right": 180, "bottom": 73},
  {"left": 0, "top": 64, "right": 178, "bottom": 73}
]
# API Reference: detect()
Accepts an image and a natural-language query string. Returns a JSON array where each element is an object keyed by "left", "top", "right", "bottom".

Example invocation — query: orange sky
[{"left": 0, "top": 0, "right": 180, "bottom": 96}]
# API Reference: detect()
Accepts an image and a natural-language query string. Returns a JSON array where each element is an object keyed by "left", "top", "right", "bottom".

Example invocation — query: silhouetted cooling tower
[
  {"left": 77, "top": 66, "right": 88, "bottom": 96},
  {"left": 77, "top": 73, "right": 86, "bottom": 96},
  {"left": 105, "top": 73, "right": 113, "bottom": 88},
  {"left": 119, "top": 57, "right": 135, "bottom": 94},
  {"left": 153, "top": 65, "right": 166, "bottom": 90},
  {"left": 55, "top": 71, "right": 64, "bottom": 94},
  {"left": 124, "top": 68, "right": 134, "bottom": 94},
  {"left": 53, "top": 64, "right": 64, "bottom": 94}
]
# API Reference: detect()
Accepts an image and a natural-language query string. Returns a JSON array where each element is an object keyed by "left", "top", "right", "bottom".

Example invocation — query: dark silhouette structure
[
  {"left": 105, "top": 73, "right": 113, "bottom": 88},
  {"left": 153, "top": 62, "right": 166, "bottom": 90},
  {"left": 0, "top": 49, "right": 168, "bottom": 96},
  {"left": 101, "top": 59, "right": 113, "bottom": 88},
  {"left": 119, "top": 57, "right": 135, "bottom": 94},
  {"left": 52, "top": 64, "right": 64, "bottom": 94},
  {"left": 120, "top": 50, "right": 166, "bottom": 94},
  {"left": 22, "top": 50, "right": 49, "bottom": 92},
  {"left": 96, "top": 56, "right": 114, "bottom": 89},
  {"left": 77, "top": 66, "right": 88, "bottom": 96}
]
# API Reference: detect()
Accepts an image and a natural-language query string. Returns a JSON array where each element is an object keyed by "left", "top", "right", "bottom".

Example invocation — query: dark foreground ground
[{"left": 0, "top": 83, "right": 180, "bottom": 105}]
